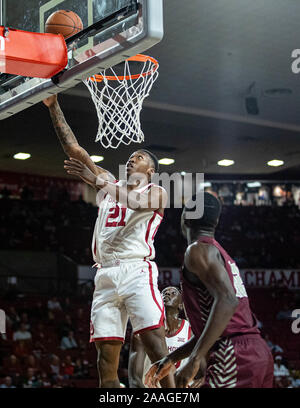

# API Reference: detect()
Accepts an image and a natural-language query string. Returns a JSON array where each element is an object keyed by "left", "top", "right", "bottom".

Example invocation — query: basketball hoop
[{"left": 84, "top": 54, "right": 159, "bottom": 149}]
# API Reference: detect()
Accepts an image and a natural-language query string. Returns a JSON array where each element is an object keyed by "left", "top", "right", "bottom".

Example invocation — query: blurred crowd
[
  {"left": 0, "top": 193, "right": 95, "bottom": 265},
  {"left": 207, "top": 182, "right": 300, "bottom": 208},
  {"left": 0, "top": 193, "right": 300, "bottom": 268},
  {"left": 0, "top": 287, "right": 300, "bottom": 388},
  {"left": 147, "top": 203, "right": 300, "bottom": 268},
  {"left": 0, "top": 183, "right": 300, "bottom": 388},
  {"left": 0, "top": 295, "right": 130, "bottom": 388}
]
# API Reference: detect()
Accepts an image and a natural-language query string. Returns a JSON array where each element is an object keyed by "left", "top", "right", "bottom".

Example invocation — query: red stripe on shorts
[
  {"left": 151, "top": 215, "right": 163, "bottom": 241},
  {"left": 188, "top": 324, "right": 192, "bottom": 339},
  {"left": 93, "top": 239, "right": 97, "bottom": 257},
  {"left": 90, "top": 336, "right": 124, "bottom": 343},
  {"left": 133, "top": 297, "right": 164, "bottom": 335},
  {"left": 146, "top": 261, "right": 163, "bottom": 313},
  {"left": 144, "top": 213, "right": 157, "bottom": 260},
  {"left": 134, "top": 320, "right": 164, "bottom": 335}
]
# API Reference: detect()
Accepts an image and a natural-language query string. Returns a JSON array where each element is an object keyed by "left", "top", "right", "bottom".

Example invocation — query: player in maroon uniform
[{"left": 146, "top": 192, "right": 274, "bottom": 388}]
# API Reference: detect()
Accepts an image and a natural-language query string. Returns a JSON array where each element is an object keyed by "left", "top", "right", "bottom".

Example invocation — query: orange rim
[{"left": 89, "top": 54, "right": 158, "bottom": 82}]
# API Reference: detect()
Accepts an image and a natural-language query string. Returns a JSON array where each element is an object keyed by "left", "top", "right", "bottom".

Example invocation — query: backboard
[{"left": 0, "top": 0, "right": 163, "bottom": 120}]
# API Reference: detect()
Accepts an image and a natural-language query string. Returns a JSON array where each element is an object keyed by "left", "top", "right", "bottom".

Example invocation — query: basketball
[{"left": 45, "top": 10, "right": 83, "bottom": 39}]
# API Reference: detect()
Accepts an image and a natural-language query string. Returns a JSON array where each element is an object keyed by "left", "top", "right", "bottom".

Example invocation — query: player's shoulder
[
  {"left": 145, "top": 183, "right": 168, "bottom": 212},
  {"left": 185, "top": 241, "right": 219, "bottom": 271},
  {"left": 149, "top": 183, "right": 167, "bottom": 195},
  {"left": 187, "top": 240, "right": 219, "bottom": 259}
]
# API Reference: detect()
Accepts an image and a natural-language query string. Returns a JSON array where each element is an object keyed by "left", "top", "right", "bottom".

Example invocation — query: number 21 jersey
[{"left": 92, "top": 181, "right": 164, "bottom": 265}]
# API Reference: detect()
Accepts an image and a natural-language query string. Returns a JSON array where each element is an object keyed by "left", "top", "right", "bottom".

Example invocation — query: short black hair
[
  {"left": 138, "top": 149, "right": 159, "bottom": 173},
  {"left": 184, "top": 192, "right": 222, "bottom": 230}
]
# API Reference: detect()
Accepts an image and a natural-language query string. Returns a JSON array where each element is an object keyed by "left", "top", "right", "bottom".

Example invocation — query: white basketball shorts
[{"left": 90, "top": 260, "right": 164, "bottom": 343}]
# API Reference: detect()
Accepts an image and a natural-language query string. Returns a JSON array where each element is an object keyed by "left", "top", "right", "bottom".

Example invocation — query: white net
[{"left": 84, "top": 55, "right": 159, "bottom": 149}]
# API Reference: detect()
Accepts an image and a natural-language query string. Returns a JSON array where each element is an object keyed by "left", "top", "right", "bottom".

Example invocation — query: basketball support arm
[{"left": 0, "top": 0, "right": 163, "bottom": 120}]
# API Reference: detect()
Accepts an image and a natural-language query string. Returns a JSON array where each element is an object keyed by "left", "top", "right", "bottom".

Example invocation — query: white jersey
[
  {"left": 92, "top": 181, "right": 164, "bottom": 265},
  {"left": 143, "top": 319, "right": 192, "bottom": 384}
]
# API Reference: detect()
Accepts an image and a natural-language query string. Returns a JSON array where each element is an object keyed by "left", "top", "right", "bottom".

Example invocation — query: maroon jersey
[{"left": 181, "top": 236, "right": 260, "bottom": 339}]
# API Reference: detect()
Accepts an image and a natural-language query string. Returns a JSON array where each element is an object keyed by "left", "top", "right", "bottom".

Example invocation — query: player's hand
[
  {"left": 64, "top": 158, "right": 97, "bottom": 186},
  {"left": 42, "top": 94, "right": 58, "bottom": 107},
  {"left": 175, "top": 355, "right": 206, "bottom": 388},
  {"left": 189, "top": 377, "right": 205, "bottom": 388},
  {"left": 145, "top": 356, "right": 176, "bottom": 388}
]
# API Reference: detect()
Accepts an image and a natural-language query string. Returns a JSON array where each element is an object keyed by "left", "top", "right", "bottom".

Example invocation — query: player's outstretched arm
[
  {"left": 96, "top": 175, "right": 168, "bottom": 213},
  {"left": 43, "top": 95, "right": 105, "bottom": 177},
  {"left": 184, "top": 243, "right": 239, "bottom": 360},
  {"left": 128, "top": 334, "right": 147, "bottom": 388},
  {"left": 64, "top": 158, "right": 115, "bottom": 189},
  {"left": 172, "top": 243, "right": 239, "bottom": 387}
]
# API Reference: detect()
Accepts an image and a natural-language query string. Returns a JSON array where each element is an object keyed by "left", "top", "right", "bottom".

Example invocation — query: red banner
[
  {"left": 241, "top": 270, "right": 300, "bottom": 289},
  {"left": 157, "top": 268, "right": 300, "bottom": 289},
  {"left": 78, "top": 266, "right": 300, "bottom": 289}
]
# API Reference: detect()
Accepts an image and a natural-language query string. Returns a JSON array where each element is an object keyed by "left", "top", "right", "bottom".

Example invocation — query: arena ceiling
[{"left": 1, "top": 0, "right": 300, "bottom": 180}]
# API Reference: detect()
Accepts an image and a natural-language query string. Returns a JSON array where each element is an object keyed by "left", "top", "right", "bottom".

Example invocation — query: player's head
[
  {"left": 126, "top": 149, "right": 159, "bottom": 182},
  {"left": 181, "top": 192, "right": 222, "bottom": 238},
  {"left": 161, "top": 286, "right": 183, "bottom": 312}
]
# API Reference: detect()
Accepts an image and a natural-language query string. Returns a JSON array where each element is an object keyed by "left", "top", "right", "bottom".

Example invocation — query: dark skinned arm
[
  {"left": 128, "top": 334, "right": 147, "bottom": 388},
  {"left": 64, "top": 158, "right": 115, "bottom": 190},
  {"left": 184, "top": 242, "right": 239, "bottom": 361},
  {"left": 43, "top": 95, "right": 106, "bottom": 180},
  {"left": 95, "top": 176, "right": 168, "bottom": 213},
  {"left": 62, "top": 156, "right": 165, "bottom": 212},
  {"left": 63, "top": 158, "right": 166, "bottom": 211},
  {"left": 146, "top": 242, "right": 239, "bottom": 388},
  {"left": 170, "top": 242, "right": 239, "bottom": 387}
]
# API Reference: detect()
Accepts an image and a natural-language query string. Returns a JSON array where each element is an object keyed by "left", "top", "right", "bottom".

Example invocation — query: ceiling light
[
  {"left": 181, "top": 171, "right": 186, "bottom": 176},
  {"left": 217, "top": 159, "right": 235, "bottom": 167},
  {"left": 247, "top": 182, "right": 262, "bottom": 188},
  {"left": 159, "top": 158, "right": 175, "bottom": 165},
  {"left": 13, "top": 153, "right": 31, "bottom": 160},
  {"left": 90, "top": 155, "right": 104, "bottom": 163},
  {"left": 198, "top": 182, "right": 212, "bottom": 190},
  {"left": 267, "top": 159, "right": 284, "bottom": 167}
]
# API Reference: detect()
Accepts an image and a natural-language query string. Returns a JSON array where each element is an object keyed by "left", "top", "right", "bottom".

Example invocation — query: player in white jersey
[
  {"left": 91, "top": 180, "right": 163, "bottom": 265},
  {"left": 43, "top": 94, "right": 175, "bottom": 388},
  {"left": 129, "top": 287, "right": 192, "bottom": 387}
]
